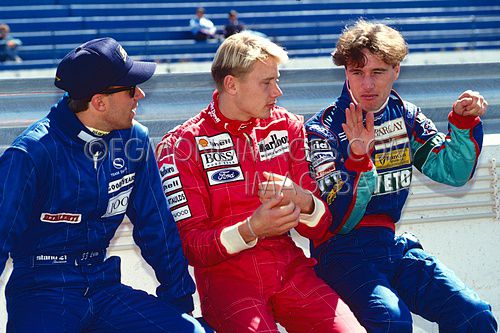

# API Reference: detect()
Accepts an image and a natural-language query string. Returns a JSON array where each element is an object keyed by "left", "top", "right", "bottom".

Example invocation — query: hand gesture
[
  {"left": 258, "top": 172, "right": 314, "bottom": 214},
  {"left": 452, "top": 90, "right": 488, "bottom": 117},
  {"left": 342, "top": 103, "right": 375, "bottom": 156},
  {"left": 248, "top": 193, "right": 301, "bottom": 239}
]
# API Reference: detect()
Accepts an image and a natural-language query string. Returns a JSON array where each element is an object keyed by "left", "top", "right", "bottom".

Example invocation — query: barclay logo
[{"left": 258, "top": 130, "right": 289, "bottom": 161}]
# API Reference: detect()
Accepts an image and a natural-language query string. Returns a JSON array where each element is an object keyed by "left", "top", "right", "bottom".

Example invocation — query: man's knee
[
  {"left": 358, "top": 300, "right": 413, "bottom": 333},
  {"left": 441, "top": 294, "right": 498, "bottom": 333}
]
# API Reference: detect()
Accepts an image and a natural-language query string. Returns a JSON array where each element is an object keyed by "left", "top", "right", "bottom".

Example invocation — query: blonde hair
[
  {"left": 211, "top": 32, "right": 288, "bottom": 91},
  {"left": 332, "top": 19, "right": 408, "bottom": 68}
]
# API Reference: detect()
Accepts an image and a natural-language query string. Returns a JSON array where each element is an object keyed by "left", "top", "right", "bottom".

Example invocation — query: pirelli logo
[
  {"left": 41, "top": 213, "right": 82, "bottom": 224},
  {"left": 374, "top": 148, "right": 411, "bottom": 170}
]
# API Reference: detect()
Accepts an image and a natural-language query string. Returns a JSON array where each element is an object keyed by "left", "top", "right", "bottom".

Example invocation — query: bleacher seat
[{"left": 1, "top": 0, "right": 499, "bottom": 70}]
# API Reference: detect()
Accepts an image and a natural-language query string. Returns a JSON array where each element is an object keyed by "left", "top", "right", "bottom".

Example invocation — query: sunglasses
[{"left": 99, "top": 86, "right": 136, "bottom": 98}]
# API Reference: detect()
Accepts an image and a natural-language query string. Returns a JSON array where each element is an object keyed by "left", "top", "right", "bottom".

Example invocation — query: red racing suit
[{"left": 156, "top": 92, "right": 365, "bottom": 333}]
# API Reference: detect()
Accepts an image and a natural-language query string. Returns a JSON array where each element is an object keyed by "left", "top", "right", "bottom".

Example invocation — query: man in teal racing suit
[{"left": 305, "top": 20, "right": 497, "bottom": 333}]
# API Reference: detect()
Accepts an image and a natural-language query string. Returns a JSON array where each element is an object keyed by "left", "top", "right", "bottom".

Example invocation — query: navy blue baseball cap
[{"left": 55, "top": 37, "right": 156, "bottom": 100}]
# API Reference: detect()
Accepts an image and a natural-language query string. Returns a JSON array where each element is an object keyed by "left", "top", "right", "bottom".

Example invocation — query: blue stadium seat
[{"left": 1, "top": 0, "right": 499, "bottom": 70}]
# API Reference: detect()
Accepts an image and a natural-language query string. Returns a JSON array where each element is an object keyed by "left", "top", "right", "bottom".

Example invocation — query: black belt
[{"left": 14, "top": 249, "right": 106, "bottom": 267}]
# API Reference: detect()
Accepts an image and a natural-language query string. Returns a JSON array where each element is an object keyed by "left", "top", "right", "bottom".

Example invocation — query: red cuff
[
  {"left": 448, "top": 111, "right": 481, "bottom": 129},
  {"left": 345, "top": 151, "right": 373, "bottom": 172}
]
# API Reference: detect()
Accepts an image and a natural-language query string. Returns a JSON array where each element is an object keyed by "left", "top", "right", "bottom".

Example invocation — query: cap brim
[{"left": 115, "top": 60, "right": 156, "bottom": 86}]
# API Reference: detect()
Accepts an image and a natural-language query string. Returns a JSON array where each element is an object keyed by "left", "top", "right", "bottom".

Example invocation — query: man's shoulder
[
  {"left": 11, "top": 117, "right": 53, "bottom": 153},
  {"left": 306, "top": 103, "right": 344, "bottom": 136}
]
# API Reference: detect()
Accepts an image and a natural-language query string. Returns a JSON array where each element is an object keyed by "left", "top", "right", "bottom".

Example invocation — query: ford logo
[
  {"left": 211, "top": 169, "right": 240, "bottom": 182},
  {"left": 113, "top": 158, "right": 125, "bottom": 170}
]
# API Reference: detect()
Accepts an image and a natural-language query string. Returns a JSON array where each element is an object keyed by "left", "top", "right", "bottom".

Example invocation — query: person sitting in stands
[
  {"left": 189, "top": 7, "right": 217, "bottom": 42},
  {"left": 223, "top": 10, "right": 245, "bottom": 38},
  {"left": 0, "top": 23, "right": 22, "bottom": 63}
]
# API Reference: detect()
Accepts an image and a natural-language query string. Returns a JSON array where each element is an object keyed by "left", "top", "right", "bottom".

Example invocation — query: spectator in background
[
  {"left": 189, "top": 7, "right": 217, "bottom": 42},
  {"left": 0, "top": 23, "right": 22, "bottom": 63},
  {"left": 223, "top": 10, "right": 245, "bottom": 38}
]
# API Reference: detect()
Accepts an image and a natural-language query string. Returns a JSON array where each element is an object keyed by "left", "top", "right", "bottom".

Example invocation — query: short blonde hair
[
  {"left": 332, "top": 19, "right": 408, "bottom": 68},
  {"left": 211, "top": 32, "right": 288, "bottom": 91}
]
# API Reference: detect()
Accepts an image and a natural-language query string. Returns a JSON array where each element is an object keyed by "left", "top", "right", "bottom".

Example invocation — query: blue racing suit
[
  {"left": 305, "top": 83, "right": 497, "bottom": 333},
  {"left": 0, "top": 95, "right": 207, "bottom": 333}
]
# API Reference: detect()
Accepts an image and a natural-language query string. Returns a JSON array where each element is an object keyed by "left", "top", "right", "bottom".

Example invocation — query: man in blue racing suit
[
  {"left": 305, "top": 20, "right": 497, "bottom": 333},
  {"left": 0, "top": 38, "right": 208, "bottom": 333}
]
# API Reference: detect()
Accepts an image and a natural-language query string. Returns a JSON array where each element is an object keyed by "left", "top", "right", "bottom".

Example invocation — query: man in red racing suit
[{"left": 156, "top": 32, "right": 365, "bottom": 333}]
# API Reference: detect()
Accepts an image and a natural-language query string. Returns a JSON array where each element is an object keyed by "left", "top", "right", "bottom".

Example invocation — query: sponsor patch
[
  {"left": 102, "top": 188, "right": 132, "bottom": 218},
  {"left": 201, "top": 150, "right": 239, "bottom": 169},
  {"left": 163, "top": 176, "right": 182, "bottom": 194},
  {"left": 113, "top": 157, "right": 125, "bottom": 170},
  {"left": 374, "top": 118, "right": 406, "bottom": 139},
  {"left": 207, "top": 166, "right": 244, "bottom": 186},
  {"left": 326, "top": 180, "right": 345, "bottom": 204},
  {"left": 34, "top": 254, "right": 68, "bottom": 265},
  {"left": 258, "top": 130, "right": 290, "bottom": 161},
  {"left": 167, "top": 191, "right": 188, "bottom": 208},
  {"left": 311, "top": 151, "right": 335, "bottom": 168},
  {"left": 159, "top": 162, "right": 179, "bottom": 179},
  {"left": 171, "top": 205, "right": 192, "bottom": 222},
  {"left": 310, "top": 139, "right": 331, "bottom": 151},
  {"left": 416, "top": 112, "right": 437, "bottom": 136},
  {"left": 374, "top": 167, "right": 412, "bottom": 195},
  {"left": 307, "top": 123, "right": 332, "bottom": 138},
  {"left": 318, "top": 171, "right": 343, "bottom": 194},
  {"left": 374, "top": 148, "right": 411, "bottom": 170},
  {"left": 314, "top": 162, "right": 336, "bottom": 180},
  {"left": 108, "top": 173, "right": 135, "bottom": 194},
  {"left": 40, "top": 213, "right": 82, "bottom": 224},
  {"left": 374, "top": 118, "right": 408, "bottom": 150},
  {"left": 196, "top": 133, "right": 233, "bottom": 151},
  {"left": 207, "top": 102, "right": 221, "bottom": 124}
]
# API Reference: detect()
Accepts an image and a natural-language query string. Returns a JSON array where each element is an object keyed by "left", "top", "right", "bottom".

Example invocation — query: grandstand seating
[{"left": 1, "top": 0, "right": 499, "bottom": 70}]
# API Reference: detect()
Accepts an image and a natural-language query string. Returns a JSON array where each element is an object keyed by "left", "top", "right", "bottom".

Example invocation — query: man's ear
[
  {"left": 393, "top": 64, "right": 401, "bottom": 80},
  {"left": 223, "top": 75, "right": 238, "bottom": 95},
  {"left": 89, "top": 94, "right": 106, "bottom": 112}
]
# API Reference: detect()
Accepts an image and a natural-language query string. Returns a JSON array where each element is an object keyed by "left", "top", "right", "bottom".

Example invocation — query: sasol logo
[
  {"left": 201, "top": 150, "right": 239, "bottom": 169},
  {"left": 207, "top": 166, "right": 244, "bottom": 186},
  {"left": 113, "top": 158, "right": 125, "bottom": 170},
  {"left": 171, "top": 205, "right": 192, "bottom": 222},
  {"left": 102, "top": 188, "right": 132, "bottom": 218}
]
